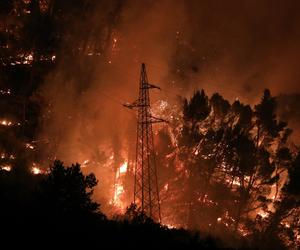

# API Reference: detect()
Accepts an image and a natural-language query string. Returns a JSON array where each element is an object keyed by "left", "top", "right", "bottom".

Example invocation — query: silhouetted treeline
[{"left": 0, "top": 160, "right": 225, "bottom": 249}]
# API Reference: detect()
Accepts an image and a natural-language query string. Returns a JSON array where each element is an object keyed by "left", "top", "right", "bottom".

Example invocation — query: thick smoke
[
  {"left": 38, "top": 0, "right": 300, "bottom": 212},
  {"left": 167, "top": 0, "right": 300, "bottom": 103},
  {"left": 277, "top": 94, "right": 300, "bottom": 144}
]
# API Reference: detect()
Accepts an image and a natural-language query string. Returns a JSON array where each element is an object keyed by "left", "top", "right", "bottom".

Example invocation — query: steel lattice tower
[{"left": 124, "top": 63, "right": 164, "bottom": 222}]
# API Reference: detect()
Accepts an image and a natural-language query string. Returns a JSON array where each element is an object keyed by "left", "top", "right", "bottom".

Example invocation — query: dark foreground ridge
[
  {"left": 0, "top": 160, "right": 227, "bottom": 249},
  {"left": 0, "top": 161, "right": 246, "bottom": 249}
]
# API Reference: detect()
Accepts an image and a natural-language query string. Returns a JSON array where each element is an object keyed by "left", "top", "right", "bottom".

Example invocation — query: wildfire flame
[
  {"left": 82, "top": 159, "right": 90, "bottom": 167},
  {"left": 112, "top": 161, "right": 128, "bottom": 210},
  {"left": 0, "top": 120, "right": 12, "bottom": 126},
  {"left": 119, "top": 162, "right": 128, "bottom": 174},
  {"left": 31, "top": 167, "right": 41, "bottom": 175},
  {"left": 31, "top": 163, "right": 44, "bottom": 175},
  {"left": 1, "top": 165, "right": 11, "bottom": 172},
  {"left": 257, "top": 210, "right": 269, "bottom": 219},
  {"left": 25, "top": 143, "right": 35, "bottom": 150},
  {"left": 31, "top": 167, "right": 42, "bottom": 175}
]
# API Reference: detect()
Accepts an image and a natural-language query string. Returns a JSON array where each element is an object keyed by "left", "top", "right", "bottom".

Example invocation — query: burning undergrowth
[{"left": 149, "top": 89, "right": 300, "bottom": 248}]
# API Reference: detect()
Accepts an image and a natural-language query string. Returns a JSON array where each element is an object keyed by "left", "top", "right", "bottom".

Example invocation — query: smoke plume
[{"left": 38, "top": 0, "right": 300, "bottom": 211}]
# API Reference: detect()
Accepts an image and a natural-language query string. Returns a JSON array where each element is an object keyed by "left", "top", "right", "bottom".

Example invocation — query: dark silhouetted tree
[{"left": 35, "top": 160, "right": 102, "bottom": 232}]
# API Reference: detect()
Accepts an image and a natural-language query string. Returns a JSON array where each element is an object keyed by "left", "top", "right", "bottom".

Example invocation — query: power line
[
  {"left": 96, "top": 88, "right": 136, "bottom": 118},
  {"left": 105, "top": 60, "right": 248, "bottom": 100}
]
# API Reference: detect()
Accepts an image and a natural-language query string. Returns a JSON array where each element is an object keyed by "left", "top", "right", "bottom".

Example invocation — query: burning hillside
[{"left": 0, "top": 0, "right": 300, "bottom": 249}]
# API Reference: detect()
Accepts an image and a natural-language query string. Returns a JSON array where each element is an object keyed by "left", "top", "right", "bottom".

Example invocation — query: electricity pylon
[{"left": 124, "top": 63, "right": 164, "bottom": 222}]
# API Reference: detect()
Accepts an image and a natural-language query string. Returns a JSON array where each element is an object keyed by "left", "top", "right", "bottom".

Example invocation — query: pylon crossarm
[
  {"left": 141, "top": 83, "right": 161, "bottom": 90},
  {"left": 123, "top": 99, "right": 140, "bottom": 109},
  {"left": 149, "top": 115, "right": 168, "bottom": 124}
]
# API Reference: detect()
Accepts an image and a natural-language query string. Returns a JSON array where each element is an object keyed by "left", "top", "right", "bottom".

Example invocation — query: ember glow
[
  {"left": 0, "top": 153, "right": 15, "bottom": 160},
  {"left": 0, "top": 89, "right": 11, "bottom": 95}
]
